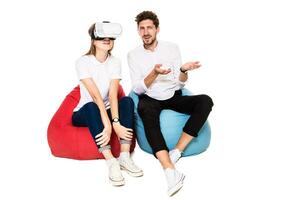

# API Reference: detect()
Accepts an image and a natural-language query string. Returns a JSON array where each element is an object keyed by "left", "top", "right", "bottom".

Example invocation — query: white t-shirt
[
  {"left": 73, "top": 55, "right": 122, "bottom": 112},
  {"left": 127, "top": 40, "right": 185, "bottom": 101}
]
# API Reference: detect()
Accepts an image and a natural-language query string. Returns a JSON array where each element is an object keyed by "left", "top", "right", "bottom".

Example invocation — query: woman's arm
[
  {"left": 81, "top": 78, "right": 111, "bottom": 131},
  {"left": 109, "top": 79, "right": 133, "bottom": 141},
  {"left": 108, "top": 79, "right": 120, "bottom": 120}
]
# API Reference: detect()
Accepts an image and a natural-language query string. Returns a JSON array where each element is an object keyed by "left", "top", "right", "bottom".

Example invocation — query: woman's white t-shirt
[{"left": 73, "top": 55, "right": 122, "bottom": 112}]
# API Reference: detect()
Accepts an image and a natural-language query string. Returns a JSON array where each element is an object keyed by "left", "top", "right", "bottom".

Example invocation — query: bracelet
[{"left": 180, "top": 67, "right": 188, "bottom": 74}]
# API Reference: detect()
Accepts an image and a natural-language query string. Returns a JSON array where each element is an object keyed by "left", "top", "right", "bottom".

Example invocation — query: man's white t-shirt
[
  {"left": 74, "top": 55, "right": 122, "bottom": 112},
  {"left": 127, "top": 40, "right": 185, "bottom": 101}
]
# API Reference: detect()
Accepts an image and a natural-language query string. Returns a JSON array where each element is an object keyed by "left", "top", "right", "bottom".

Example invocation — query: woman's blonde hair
[{"left": 85, "top": 23, "right": 113, "bottom": 56}]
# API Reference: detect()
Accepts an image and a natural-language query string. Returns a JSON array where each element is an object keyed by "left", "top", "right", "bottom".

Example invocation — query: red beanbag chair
[{"left": 47, "top": 85, "right": 136, "bottom": 160}]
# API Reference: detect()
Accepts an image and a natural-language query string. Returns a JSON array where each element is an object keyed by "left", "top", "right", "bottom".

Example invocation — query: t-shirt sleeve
[
  {"left": 75, "top": 56, "right": 92, "bottom": 80},
  {"left": 110, "top": 58, "right": 122, "bottom": 80}
]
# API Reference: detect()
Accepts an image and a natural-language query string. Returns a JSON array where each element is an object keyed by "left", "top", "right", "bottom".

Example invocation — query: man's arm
[
  {"left": 144, "top": 64, "right": 171, "bottom": 88},
  {"left": 172, "top": 44, "right": 201, "bottom": 83},
  {"left": 179, "top": 61, "right": 201, "bottom": 82},
  {"left": 128, "top": 53, "right": 170, "bottom": 95},
  {"left": 179, "top": 68, "right": 188, "bottom": 82}
]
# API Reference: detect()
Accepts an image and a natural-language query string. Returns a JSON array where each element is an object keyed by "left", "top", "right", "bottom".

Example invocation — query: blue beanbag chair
[{"left": 129, "top": 88, "right": 211, "bottom": 157}]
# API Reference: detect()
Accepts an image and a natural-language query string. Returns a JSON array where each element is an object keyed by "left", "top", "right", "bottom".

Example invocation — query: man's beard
[{"left": 143, "top": 35, "right": 156, "bottom": 47}]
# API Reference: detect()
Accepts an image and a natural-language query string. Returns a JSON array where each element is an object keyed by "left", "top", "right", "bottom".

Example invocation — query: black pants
[{"left": 138, "top": 90, "right": 213, "bottom": 155}]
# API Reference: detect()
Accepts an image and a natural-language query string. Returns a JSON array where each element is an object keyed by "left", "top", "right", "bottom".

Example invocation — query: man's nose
[{"left": 144, "top": 29, "right": 149, "bottom": 35}]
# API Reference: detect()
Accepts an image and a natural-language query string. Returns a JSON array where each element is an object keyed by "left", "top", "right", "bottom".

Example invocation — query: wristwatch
[
  {"left": 112, "top": 118, "right": 120, "bottom": 123},
  {"left": 180, "top": 67, "right": 188, "bottom": 74}
]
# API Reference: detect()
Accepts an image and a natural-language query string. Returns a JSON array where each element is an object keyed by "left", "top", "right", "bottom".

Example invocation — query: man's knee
[
  {"left": 138, "top": 99, "right": 154, "bottom": 114},
  {"left": 196, "top": 95, "right": 214, "bottom": 110}
]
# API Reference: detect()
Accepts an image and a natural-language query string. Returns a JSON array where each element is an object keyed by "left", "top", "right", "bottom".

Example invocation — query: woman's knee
[
  {"left": 84, "top": 101, "right": 97, "bottom": 109},
  {"left": 83, "top": 102, "right": 100, "bottom": 115},
  {"left": 120, "top": 96, "right": 134, "bottom": 105},
  {"left": 119, "top": 96, "right": 134, "bottom": 110}
]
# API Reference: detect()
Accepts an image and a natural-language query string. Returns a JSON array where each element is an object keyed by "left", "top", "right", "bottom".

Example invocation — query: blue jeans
[{"left": 72, "top": 96, "right": 134, "bottom": 152}]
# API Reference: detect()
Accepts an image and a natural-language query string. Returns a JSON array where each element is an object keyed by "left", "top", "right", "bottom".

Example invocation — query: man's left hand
[{"left": 181, "top": 61, "right": 201, "bottom": 72}]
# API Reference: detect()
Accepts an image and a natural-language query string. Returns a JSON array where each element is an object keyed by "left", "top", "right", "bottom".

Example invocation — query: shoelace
[
  {"left": 167, "top": 170, "right": 184, "bottom": 187},
  {"left": 110, "top": 162, "right": 121, "bottom": 173},
  {"left": 123, "top": 157, "right": 139, "bottom": 170}
]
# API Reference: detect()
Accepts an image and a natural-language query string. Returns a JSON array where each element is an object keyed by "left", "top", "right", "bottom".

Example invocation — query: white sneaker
[
  {"left": 164, "top": 168, "right": 185, "bottom": 196},
  {"left": 169, "top": 149, "right": 182, "bottom": 164},
  {"left": 106, "top": 158, "right": 125, "bottom": 186},
  {"left": 119, "top": 153, "right": 143, "bottom": 177}
]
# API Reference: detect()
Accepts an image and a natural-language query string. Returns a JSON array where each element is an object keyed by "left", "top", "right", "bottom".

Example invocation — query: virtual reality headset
[{"left": 91, "top": 21, "right": 122, "bottom": 40}]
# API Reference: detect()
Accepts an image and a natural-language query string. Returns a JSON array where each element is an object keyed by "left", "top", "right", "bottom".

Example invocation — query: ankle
[
  {"left": 119, "top": 151, "right": 130, "bottom": 160},
  {"left": 102, "top": 149, "right": 114, "bottom": 160},
  {"left": 120, "top": 143, "right": 131, "bottom": 152},
  {"left": 172, "top": 148, "right": 182, "bottom": 154},
  {"left": 163, "top": 163, "right": 175, "bottom": 170},
  {"left": 164, "top": 167, "right": 175, "bottom": 172},
  {"left": 106, "top": 157, "right": 118, "bottom": 166}
]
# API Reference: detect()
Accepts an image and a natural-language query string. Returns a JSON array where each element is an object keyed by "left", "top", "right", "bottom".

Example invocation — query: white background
[{"left": 0, "top": 0, "right": 299, "bottom": 199}]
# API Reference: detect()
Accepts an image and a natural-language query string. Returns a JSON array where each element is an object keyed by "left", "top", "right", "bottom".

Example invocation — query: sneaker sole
[
  {"left": 120, "top": 166, "right": 144, "bottom": 177},
  {"left": 168, "top": 175, "right": 185, "bottom": 197},
  {"left": 109, "top": 178, "right": 125, "bottom": 186}
]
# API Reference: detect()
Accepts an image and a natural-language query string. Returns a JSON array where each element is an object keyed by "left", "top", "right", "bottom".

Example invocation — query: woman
[{"left": 72, "top": 21, "right": 143, "bottom": 186}]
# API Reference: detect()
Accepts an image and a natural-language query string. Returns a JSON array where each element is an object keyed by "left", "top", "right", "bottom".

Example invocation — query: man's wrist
[
  {"left": 153, "top": 67, "right": 159, "bottom": 75},
  {"left": 180, "top": 67, "right": 188, "bottom": 74}
]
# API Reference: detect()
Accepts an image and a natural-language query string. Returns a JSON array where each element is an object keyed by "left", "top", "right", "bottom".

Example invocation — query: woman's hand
[
  {"left": 181, "top": 61, "right": 201, "bottom": 72},
  {"left": 95, "top": 125, "right": 112, "bottom": 147},
  {"left": 113, "top": 123, "right": 133, "bottom": 141}
]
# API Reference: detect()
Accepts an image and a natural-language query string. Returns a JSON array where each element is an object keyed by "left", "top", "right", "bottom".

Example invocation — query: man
[{"left": 127, "top": 11, "right": 214, "bottom": 196}]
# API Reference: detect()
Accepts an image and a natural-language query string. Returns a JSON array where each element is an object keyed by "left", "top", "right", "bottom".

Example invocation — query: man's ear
[
  {"left": 157, "top": 27, "right": 160, "bottom": 34},
  {"left": 137, "top": 26, "right": 141, "bottom": 36}
]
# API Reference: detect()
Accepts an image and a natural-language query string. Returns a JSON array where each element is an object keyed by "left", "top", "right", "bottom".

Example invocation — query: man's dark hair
[{"left": 135, "top": 11, "right": 159, "bottom": 28}]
